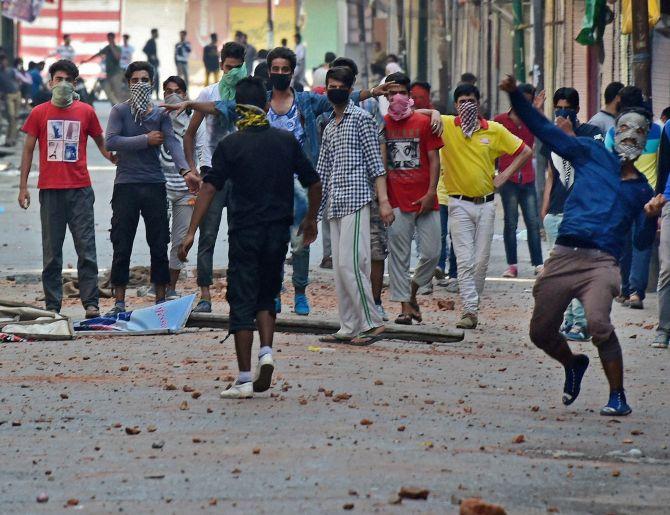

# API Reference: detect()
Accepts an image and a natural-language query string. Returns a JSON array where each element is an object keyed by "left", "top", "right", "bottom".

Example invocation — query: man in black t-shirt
[
  {"left": 178, "top": 77, "right": 322, "bottom": 399},
  {"left": 82, "top": 32, "right": 126, "bottom": 105},
  {"left": 203, "top": 33, "right": 220, "bottom": 86},
  {"left": 540, "top": 87, "right": 603, "bottom": 342}
]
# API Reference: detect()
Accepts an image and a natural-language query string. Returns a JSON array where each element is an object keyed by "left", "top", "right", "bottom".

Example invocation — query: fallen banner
[{"left": 74, "top": 295, "right": 196, "bottom": 335}]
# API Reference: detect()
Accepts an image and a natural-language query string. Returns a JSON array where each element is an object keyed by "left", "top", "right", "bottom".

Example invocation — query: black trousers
[
  {"left": 110, "top": 183, "right": 170, "bottom": 287},
  {"left": 227, "top": 223, "right": 290, "bottom": 333}
]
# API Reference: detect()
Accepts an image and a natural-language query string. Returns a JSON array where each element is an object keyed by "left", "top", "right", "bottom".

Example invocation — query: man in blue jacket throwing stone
[{"left": 500, "top": 75, "right": 665, "bottom": 417}]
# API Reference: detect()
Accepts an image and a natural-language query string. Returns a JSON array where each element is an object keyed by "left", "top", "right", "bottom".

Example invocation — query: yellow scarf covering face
[{"left": 235, "top": 104, "right": 269, "bottom": 130}]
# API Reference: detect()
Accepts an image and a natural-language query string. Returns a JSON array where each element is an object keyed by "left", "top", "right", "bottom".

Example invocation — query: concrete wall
[{"left": 302, "top": 0, "right": 341, "bottom": 70}]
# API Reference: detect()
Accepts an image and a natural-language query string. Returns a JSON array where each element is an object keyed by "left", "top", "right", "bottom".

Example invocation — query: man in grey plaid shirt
[{"left": 317, "top": 67, "right": 395, "bottom": 345}]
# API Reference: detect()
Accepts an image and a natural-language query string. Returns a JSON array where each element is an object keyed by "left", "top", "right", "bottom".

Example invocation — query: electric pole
[
  {"left": 512, "top": 0, "right": 526, "bottom": 82},
  {"left": 631, "top": 0, "right": 652, "bottom": 104}
]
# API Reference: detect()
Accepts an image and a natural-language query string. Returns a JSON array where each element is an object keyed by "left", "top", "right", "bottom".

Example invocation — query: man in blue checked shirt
[{"left": 316, "top": 67, "right": 394, "bottom": 346}]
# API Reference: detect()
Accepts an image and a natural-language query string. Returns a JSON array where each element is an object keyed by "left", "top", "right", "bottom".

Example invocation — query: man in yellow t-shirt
[{"left": 441, "top": 83, "right": 532, "bottom": 329}]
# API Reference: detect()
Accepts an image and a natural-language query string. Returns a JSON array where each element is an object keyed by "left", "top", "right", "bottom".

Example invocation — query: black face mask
[
  {"left": 327, "top": 89, "right": 350, "bottom": 105},
  {"left": 270, "top": 73, "right": 291, "bottom": 91}
]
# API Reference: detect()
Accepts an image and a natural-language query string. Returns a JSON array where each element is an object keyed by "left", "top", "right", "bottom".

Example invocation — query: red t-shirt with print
[
  {"left": 384, "top": 112, "right": 444, "bottom": 213},
  {"left": 22, "top": 100, "right": 103, "bottom": 190}
]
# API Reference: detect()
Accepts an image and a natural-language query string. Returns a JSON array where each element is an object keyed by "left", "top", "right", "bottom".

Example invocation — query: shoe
[
  {"left": 294, "top": 293, "right": 310, "bottom": 316},
  {"left": 502, "top": 265, "right": 518, "bottom": 278},
  {"left": 85, "top": 306, "right": 100, "bottom": 319},
  {"left": 600, "top": 390, "right": 632, "bottom": 416},
  {"left": 628, "top": 293, "right": 643, "bottom": 309},
  {"left": 253, "top": 354, "right": 275, "bottom": 392},
  {"left": 192, "top": 299, "right": 212, "bottom": 313},
  {"left": 445, "top": 279, "right": 459, "bottom": 293},
  {"left": 220, "top": 381, "right": 254, "bottom": 399},
  {"left": 274, "top": 296, "right": 282, "bottom": 314},
  {"left": 137, "top": 285, "right": 156, "bottom": 298},
  {"left": 534, "top": 265, "right": 544, "bottom": 275},
  {"left": 166, "top": 288, "right": 180, "bottom": 300},
  {"left": 434, "top": 267, "right": 446, "bottom": 280},
  {"left": 562, "top": 354, "right": 589, "bottom": 405},
  {"left": 456, "top": 312, "right": 478, "bottom": 329},
  {"left": 565, "top": 325, "right": 590, "bottom": 342},
  {"left": 376, "top": 303, "right": 389, "bottom": 321},
  {"left": 104, "top": 303, "right": 126, "bottom": 317},
  {"left": 418, "top": 282, "right": 433, "bottom": 295},
  {"left": 651, "top": 331, "right": 669, "bottom": 349},
  {"left": 614, "top": 294, "right": 629, "bottom": 304},
  {"left": 320, "top": 256, "right": 333, "bottom": 269}
]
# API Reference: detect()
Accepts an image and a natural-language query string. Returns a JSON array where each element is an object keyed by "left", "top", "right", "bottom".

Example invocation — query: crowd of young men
[{"left": 16, "top": 41, "right": 670, "bottom": 412}]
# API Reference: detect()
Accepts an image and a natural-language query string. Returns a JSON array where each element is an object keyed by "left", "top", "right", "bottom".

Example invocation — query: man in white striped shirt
[{"left": 160, "top": 76, "right": 206, "bottom": 298}]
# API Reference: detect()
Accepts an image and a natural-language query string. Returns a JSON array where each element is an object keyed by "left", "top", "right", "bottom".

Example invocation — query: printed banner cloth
[{"left": 74, "top": 295, "right": 196, "bottom": 334}]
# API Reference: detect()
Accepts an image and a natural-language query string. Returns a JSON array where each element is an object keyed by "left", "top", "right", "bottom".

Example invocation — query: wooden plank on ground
[{"left": 187, "top": 313, "right": 464, "bottom": 344}]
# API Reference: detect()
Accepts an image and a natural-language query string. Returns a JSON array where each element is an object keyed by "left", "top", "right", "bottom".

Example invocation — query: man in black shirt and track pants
[{"left": 179, "top": 77, "right": 322, "bottom": 399}]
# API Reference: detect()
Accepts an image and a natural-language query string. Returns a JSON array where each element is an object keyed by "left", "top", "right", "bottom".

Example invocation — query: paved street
[{"left": 0, "top": 272, "right": 669, "bottom": 513}]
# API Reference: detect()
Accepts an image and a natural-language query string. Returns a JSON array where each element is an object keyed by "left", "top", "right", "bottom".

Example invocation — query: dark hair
[
  {"left": 235, "top": 30, "right": 244, "bottom": 39},
  {"left": 324, "top": 52, "right": 336, "bottom": 64},
  {"left": 125, "top": 61, "right": 154, "bottom": 82},
  {"left": 107, "top": 32, "right": 115, "bottom": 39},
  {"left": 454, "top": 83, "right": 480, "bottom": 102},
  {"left": 28, "top": 61, "right": 36, "bottom": 70},
  {"left": 604, "top": 81, "right": 624, "bottom": 104},
  {"left": 295, "top": 33, "right": 302, "bottom": 43},
  {"left": 180, "top": 30, "right": 187, "bottom": 36},
  {"left": 163, "top": 75, "right": 187, "bottom": 92},
  {"left": 123, "top": 33, "right": 129, "bottom": 39},
  {"left": 410, "top": 81, "right": 431, "bottom": 92},
  {"left": 235, "top": 77, "right": 267, "bottom": 109},
  {"left": 460, "top": 72, "right": 477, "bottom": 84},
  {"left": 553, "top": 87, "right": 580, "bottom": 108},
  {"left": 618, "top": 86, "right": 644, "bottom": 110},
  {"left": 518, "top": 83, "right": 536, "bottom": 98},
  {"left": 257, "top": 49, "right": 269, "bottom": 60},
  {"left": 48, "top": 59, "right": 79, "bottom": 80},
  {"left": 221, "top": 41, "right": 245, "bottom": 62},
  {"left": 661, "top": 106, "right": 670, "bottom": 120},
  {"left": 210, "top": 33, "right": 217, "bottom": 40},
  {"left": 332, "top": 57, "right": 358, "bottom": 76},
  {"left": 266, "top": 46, "right": 297, "bottom": 72},
  {"left": 63, "top": 34, "right": 70, "bottom": 39},
  {"left": 13, "top": 57, "right": 22, "bottom": 67},
  {"left": 386, "top": 72, "right": 411, "bottom": 91},
  {"left": 326, "top": 66, "right": 355, "bottom": 89},
  {"left": 281, "top": 38, "right": 288, "bottom": 46},
  {"left": 616, "top": 106, "right": 653, "bottom": 126},
  {"left": 151, "top": 28, "right": 158, "bottom": 35},
  {"left": 387, "top": 54, "right": 399, "bottom": 63}
]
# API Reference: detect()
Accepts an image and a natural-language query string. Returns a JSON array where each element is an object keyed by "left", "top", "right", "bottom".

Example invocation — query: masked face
[
  {"left": 270, "top": 73, "right": 292, "bottom": 91},
  {"left": 554, "top": 108, "right": 578, "bottom": 128},
  {"left": 614, "top": 111, "right": 650, "bottom": 162},
  {"left": 129, "top": 82, "right": 152, "bottom": 122},
  {"left": 456, "top": 99, "right": 479, "bottom": 138},
  {"left": 327, "top": 89, "right": 349, "bottom": 106},
  {"left": 51, "top": 81, "right": 76, "bottom": 108},
  {"left": 387, "top": 93, "right": 414, "bottom": 121}
]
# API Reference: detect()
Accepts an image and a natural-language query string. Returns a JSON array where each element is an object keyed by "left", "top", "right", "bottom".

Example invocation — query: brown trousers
[{"left": 529, "top": 245, "right": 622, "bottom": 362}]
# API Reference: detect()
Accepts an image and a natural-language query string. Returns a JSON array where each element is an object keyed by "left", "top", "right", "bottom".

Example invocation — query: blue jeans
[
  {"left": 619, "top": 222, "right": 652, "bottom": 300},
  {"left": 197, "top": 186, "right": 228, "bottom": 287},
  {"left": 438, "top": 204, "right": 458, "bottom": 278},
  {"left": 281, "top": 178, "right": 310, "bottom": 291},
  {"left": 543, "top": 213, "right": 587, "bottom": 328},
  {"left": 500, "top": 181, "right": 543, "bottom": 266}
]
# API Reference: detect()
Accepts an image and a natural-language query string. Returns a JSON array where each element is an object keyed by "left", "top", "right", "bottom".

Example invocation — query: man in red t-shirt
[
  {"left": 493, "top": 83, "right": 544, "bottom": 279},
  {"left": 19, "top": 60, "right": 115, "bottom": 319},
  {"left": 384, "top": 72, "right": 443, "bottom": 325}
]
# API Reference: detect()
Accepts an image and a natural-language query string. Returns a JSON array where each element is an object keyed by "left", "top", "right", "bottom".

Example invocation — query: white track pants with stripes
[{"left": 330, "top": 204, "right": 384, "bottom": 338}]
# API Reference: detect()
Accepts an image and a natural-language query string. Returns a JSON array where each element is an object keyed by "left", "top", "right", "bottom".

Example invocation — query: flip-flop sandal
[
  {"left": 347, "top": 334, "right": 385, "bottom": 347},
  {"left": 318, "top": 334, "right": 352, "bottom": 343},
  {"left": 409, "top": 301, "right": 423, "bottom": 322},
  {"left": 394, "top": 313, "right": 413, "bottom": 325},
  {"left": 346, "top": 328, "right": 386, "bottom": 347}
]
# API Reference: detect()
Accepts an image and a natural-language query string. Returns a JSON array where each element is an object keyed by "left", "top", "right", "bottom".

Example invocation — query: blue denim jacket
[{"left": 215, "top": 88, "right": 362, "bottom": 165}]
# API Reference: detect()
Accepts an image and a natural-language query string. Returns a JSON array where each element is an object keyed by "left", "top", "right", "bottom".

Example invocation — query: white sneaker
[
  {"left": 375, "top": 303, "right": 389, "bottom": 321},
  {"left": 220, "top": 381, "right": 253, "bottom": 399},
  {"left": 253, "top": 354, "right": 275, "bottom": 392},
  {"left": 535, "top": 265, "right": 544, "bottom": 275}
]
